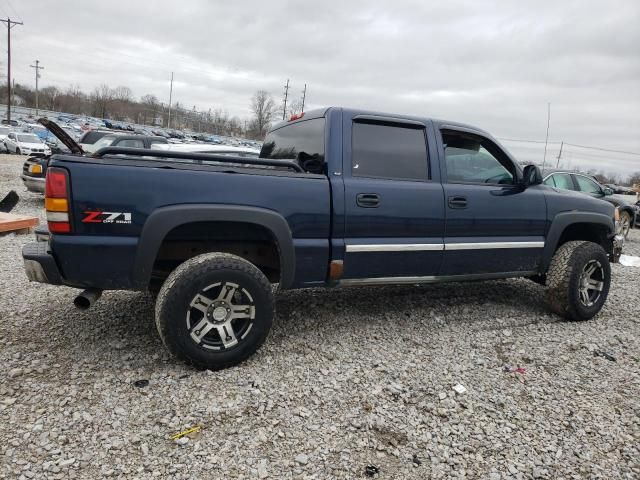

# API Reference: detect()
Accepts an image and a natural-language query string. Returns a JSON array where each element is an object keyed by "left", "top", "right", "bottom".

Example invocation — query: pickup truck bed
[{"left": 23, "top": 107, "right": 623, "bottom": 370}]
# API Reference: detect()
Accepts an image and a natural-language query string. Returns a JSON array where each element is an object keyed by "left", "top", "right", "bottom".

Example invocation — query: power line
[
  {"left": 563, "top": 142, "right": 640, "bottom": 157},
  {"left": 5, "top": 0, "right": 22, "bottom": 22},
  {"left": 499, "top": 137, "right": 640, "bottom": 156}
]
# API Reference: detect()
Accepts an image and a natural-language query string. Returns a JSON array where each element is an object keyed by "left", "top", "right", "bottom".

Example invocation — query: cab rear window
[{"left": 260, "top": 118, "right": 325, "bottom": 173}]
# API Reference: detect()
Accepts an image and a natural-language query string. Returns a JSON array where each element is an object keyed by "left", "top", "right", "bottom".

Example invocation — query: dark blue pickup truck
[{"left": 23, "top": 108, "right": 623, "bottom": 370}]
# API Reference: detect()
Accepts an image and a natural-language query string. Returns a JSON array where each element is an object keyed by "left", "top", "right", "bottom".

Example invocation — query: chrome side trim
[
  {"left": 339, "top": 271, "right": 538, "bottom": 286},
  {"left": 445, "top": 241, "right": 544, "bottom": 250},
  {"left": 345, "top": 241, "right": 544, "bottom": 252},
  {"left": 346, "top": 243, "right": 444, "bottom": 252},
  {"left": 340, "top": 276, "right": 438, "bottom": 285}
]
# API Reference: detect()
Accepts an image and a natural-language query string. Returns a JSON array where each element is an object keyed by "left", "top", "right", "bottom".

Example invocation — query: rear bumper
[
  {"left": 22, "top": 242, "right": 63, "bottom": 285},
  {"left": 21, "top": 174, "right": 45, "bottom": 193}
]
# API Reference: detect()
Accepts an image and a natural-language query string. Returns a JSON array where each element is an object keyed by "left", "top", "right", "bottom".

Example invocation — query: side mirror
[
  {"left": 603, "top": 187, "right": 614, "bottom": 196},
  {"left": 522, "top": 164, "right": 543, "bottom": 187}
]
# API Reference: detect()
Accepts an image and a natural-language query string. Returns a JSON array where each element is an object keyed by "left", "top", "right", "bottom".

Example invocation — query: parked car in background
[
  {"left": 0, "top": 126, "right": 11, "bottom": 144},
  {"left": 156, "top": 143, "right": 260, "bottom": 158},
  {"left": 4, "top": 132, "right": 51, "bottom": 156},
  {"left": 91, "top": 134, "right": 169, "bottom": 151},
  {"left": 78, "top": 129, "right": 120, "bottom": 153},
  {"left": 604, "top": 183, "right": 637, "bottom": 195},
  {"left": 543, "top": 170, "right": 639, "bottom": 239}
]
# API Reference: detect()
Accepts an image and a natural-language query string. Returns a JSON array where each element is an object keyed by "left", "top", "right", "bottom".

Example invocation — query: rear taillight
[{"left": 45, "top": 167, "right": 72, "bottom": 234}]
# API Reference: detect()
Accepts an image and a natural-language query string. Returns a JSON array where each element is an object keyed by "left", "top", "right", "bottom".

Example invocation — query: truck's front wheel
[
  {"left": 155, "top": 253, "right": 274, "bottom": 370},
  {"left": 545, "top": 241, "right": 611, "bottom": 321}
]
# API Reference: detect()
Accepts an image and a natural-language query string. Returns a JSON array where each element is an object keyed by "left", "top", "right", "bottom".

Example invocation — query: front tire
[
  {"left": 155, "top": 253, "right": 274, "bottom": 370},
  {"left": 16, "top": 147, "right": 21, "bottom": 155},
  {"left": 545, "top": 241, "right": 611, "bottom": 321}
]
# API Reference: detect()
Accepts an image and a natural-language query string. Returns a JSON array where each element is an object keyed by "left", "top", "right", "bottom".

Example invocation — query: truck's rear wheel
[
  {"left": 155, "top": 253, "right": 274, "bottom": 370},
  {"left": 545, "top": 241, "right": 610, "bottom": 321}
]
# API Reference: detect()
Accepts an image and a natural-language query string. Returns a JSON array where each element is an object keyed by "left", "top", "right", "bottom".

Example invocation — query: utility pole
[
  {"left": 301, "top": 84, "right": 307, "bottom": 113},
  {"left": 30, "top": 60, "right": 44, "bottom": 116},
  {"left": 1, "top": 18, "right": 24, "bottom": 123},
  {"left": 167, "top": 72, "right": 174, "bottom": 128},
  {"left": 282, "top": 78, "right": 289, "bottom": 120},
  {"left": 541, "top": 102, "right": 551, "bottom": 172},
  {"left": 555, "top": 141, "right": 564, "bottom": 168}
]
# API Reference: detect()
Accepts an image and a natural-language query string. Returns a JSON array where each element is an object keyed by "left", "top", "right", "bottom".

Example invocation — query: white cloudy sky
[{"left": 4, "top": 0, "right": 640, "bottom": 175}]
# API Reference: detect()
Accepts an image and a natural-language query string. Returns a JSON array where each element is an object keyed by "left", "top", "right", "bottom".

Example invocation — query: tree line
[{"left": 1, "top": 83, "right": 295, "bottom": 140}]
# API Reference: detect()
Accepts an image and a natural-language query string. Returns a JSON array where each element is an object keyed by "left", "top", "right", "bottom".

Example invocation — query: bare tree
[
  {"left": 40, "top": 86, "right": 60, "bottom": 111},
  {"left": 287, "top": 99, "right": 303, "bottom": 118},
  {"left": 90, "top": 84, "right": 113, "bottom": 118},
  {"left": 249, "top": 90, "right": 276, "bottom": 138},
  {"left": 112, "top": 86, "right": 133, "bottom": 103}
]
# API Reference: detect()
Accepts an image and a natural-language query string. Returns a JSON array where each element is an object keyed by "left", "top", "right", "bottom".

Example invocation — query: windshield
[
  {"left": 18, "top": 134, "right": 42, "bottom": 143},
  {"left": 0, "top": 127, "right": 10, "bottom": 135}
]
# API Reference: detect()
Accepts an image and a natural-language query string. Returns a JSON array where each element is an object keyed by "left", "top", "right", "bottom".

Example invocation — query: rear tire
[
  {"left": 155, "top": 253, "right": 274, "bottom": 370},
  {"left": 545, "top": 241, "right": 610, "bottom": 321}
]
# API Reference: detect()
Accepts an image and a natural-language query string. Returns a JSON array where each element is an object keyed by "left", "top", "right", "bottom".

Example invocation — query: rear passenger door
[{"left": 341, "top": 115, "right": 445, "bottom": 281}]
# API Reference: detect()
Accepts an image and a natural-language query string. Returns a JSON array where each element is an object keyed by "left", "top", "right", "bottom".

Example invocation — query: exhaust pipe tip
[{"left": 73, "top": 288, "right": 102, "bottom": 310}]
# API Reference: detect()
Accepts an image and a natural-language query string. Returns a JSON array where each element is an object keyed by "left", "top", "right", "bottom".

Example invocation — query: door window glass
[
  {"left": 575, "top": 175, "right": 602, "bottom": 194},
  {"left": 352, "top": 121, "right": 428, "bottom": 181},
  {"left": 442, "top": 131, "right": 515, "bottom": 184}
]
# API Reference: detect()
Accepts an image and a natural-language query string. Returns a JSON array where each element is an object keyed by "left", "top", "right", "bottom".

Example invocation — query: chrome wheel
[
  {"left": 578, "top": 260, "right": 605, "bottom": 307},
  {"left": 186, "top": 281, "right": 256, "bottom": 350},
  {"left": 618, "top": 212, "right": 631, "bottom": 239}
]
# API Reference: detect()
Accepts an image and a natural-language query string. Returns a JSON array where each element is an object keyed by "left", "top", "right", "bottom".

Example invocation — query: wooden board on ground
[{"left": 0, "top": 212, "right": 39, "bottom": 234}]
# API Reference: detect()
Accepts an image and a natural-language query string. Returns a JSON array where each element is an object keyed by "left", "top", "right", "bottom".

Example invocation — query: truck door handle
[
  {"left": 356, "top": 193, "right": 380, "bottom": 208},
  {"left": 448, "top": 196, "right": 467, "bottom": 209}
]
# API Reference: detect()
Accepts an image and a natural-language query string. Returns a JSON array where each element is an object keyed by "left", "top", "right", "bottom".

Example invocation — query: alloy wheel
[
  {"left": 186, "top": 282, "right": 256, "bottom": 350},
  {"left": 578, "top": 260, "right": 605, "bottom": 307}
]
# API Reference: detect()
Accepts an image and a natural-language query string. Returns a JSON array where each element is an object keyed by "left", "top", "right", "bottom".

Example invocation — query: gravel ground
[{"left": 1, "top": 153, "right": 639, "bottom": 479}]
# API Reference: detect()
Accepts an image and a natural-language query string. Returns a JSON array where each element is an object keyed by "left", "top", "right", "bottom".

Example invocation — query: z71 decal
[{"left": 82, "top": 211, "right": 132, "bottom": 224}]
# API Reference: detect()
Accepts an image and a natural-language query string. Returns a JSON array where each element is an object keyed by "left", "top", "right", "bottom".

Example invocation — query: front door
[
  {"left": 438, "top": 127, "right": 547, "bottom": 276},
  {"left": 341, "top": 114, "right": 445, "bottom": 281}
]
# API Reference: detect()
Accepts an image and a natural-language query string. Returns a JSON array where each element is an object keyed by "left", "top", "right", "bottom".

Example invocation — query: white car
[
  {"left": 4, "top": 132, "right": 51, "bottom": 156},
  {"left": 0, "top": 126, "right": 11, "bottom": 152}
]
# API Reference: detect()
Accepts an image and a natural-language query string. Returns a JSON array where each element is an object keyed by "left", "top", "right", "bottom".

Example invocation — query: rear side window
[
  {"left": 352, "top": 122, "right": 428, "bottom": 181},
  {"left": 116, "top": 139, "right": 145, "bottom": 148},
  {"left": 260, "top": 118, "right": 325, "bottom": 173},
  {"left": 81, "top": 131, "right": 111, "bottom": 144}
]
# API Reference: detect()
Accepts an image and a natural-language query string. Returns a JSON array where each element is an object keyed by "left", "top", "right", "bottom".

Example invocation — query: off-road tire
[
  {"left": 155, "top": 252, "right": 274, "bottom": 370},
  {"left": 545, "top": 241, "right": 610, "bottom": 321}
]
